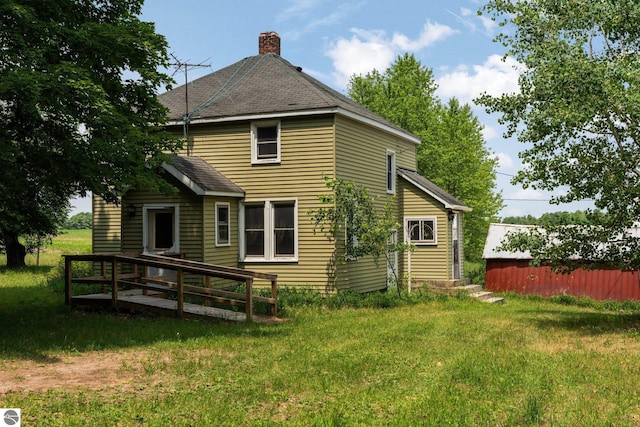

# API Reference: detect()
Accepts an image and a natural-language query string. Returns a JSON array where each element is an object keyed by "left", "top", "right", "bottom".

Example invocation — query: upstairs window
[
  {"left": 406, "top": 217, "right": 437, "bottom": 245},
  {"left": 251, "top": 121, "right": 281, "bottom": 164},
  {"left": 386, "top": 149, "right": 396, "bottom": 194}
]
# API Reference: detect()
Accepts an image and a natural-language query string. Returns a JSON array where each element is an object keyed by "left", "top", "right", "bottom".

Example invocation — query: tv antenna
[{"left": 169, "top": 53, "right": 211, "bottom": 141}]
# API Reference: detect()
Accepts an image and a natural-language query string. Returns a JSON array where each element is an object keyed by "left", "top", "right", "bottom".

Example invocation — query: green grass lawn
[{"left": 1, "top": 231, "right": 640, "bottom": 426}]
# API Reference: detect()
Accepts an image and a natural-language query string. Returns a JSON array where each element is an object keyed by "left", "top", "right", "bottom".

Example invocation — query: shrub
[{"left": 464, "top": 260, "right": 486, "bottom": 285}]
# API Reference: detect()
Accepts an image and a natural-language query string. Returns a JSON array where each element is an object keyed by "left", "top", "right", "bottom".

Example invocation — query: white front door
[{"left": 143, "top": 205, "right": 180, "bottom": 279}]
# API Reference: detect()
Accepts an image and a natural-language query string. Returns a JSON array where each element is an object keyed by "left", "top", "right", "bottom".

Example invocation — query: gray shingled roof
[
  {"left": 397, "top": 167, "right": 471, "bottom": 211},
  {"left": 158, "top": 53, "right": 419, "bottom": 142},
  {"left": 163, "top": 155, "right": 244, "bottom": 197}
]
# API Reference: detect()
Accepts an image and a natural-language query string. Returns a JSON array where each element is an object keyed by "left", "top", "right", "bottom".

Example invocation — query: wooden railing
[{"left": 64, "top": 254, "right": 278, "bottom": 321}]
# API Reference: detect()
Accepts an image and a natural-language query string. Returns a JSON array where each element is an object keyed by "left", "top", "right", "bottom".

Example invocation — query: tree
[
  {"left": 477, "top": 1, "right": 640, "bottom": 269},
  {"left": 64, "top": 212, "right": 93, "bottom": 230},
  {"left": 500, "top": 210, "right": 606, "bottom": 226},
  {"left": 422, "top": 98, "right": 503, "bottom": 262},
  {"left": 1, "top": 0, "right": 181, "bottom": 268},
  {"left": 349, "top": 54, "right": 502, "bottom": 262},
  {"left": 309, "top": 177, "right": 412, "bottom": 294}
]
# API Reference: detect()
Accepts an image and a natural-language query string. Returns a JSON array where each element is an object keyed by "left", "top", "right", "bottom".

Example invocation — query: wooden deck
[
  {"left": 64, "top": 254, "right": 278, "bottom": 322},
  {"left": 72, "top": 290, "right": 248, "bottom": 321}
]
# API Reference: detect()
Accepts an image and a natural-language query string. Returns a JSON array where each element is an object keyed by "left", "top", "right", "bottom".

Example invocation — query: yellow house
[{"left": 93, "top": 32, "right": 470, "bottom": 293}]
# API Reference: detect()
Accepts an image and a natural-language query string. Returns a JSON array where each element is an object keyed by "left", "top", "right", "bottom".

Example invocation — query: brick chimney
[{"left": 259, "top": 31, "right": 281, "bottom": 55}]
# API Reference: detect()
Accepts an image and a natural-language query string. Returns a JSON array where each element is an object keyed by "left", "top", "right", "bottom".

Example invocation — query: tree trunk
[{"left": 5, "top": 232, "right": 26, "bottom": 268}]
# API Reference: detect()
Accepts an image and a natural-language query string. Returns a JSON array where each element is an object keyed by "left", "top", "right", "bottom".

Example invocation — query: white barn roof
[{"left": 482, "top": 223, "right": 535, "bottom": 260}]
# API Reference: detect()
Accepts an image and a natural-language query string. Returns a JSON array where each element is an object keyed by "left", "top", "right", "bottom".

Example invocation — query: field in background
[{"left": 1, "top": 231, "right": 640, "bottom": 425}]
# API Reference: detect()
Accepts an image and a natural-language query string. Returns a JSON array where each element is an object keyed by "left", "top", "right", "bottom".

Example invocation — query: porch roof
[
  {"left": 397, "top": 167, "right": 471, "bottom": 212},
  {"left": 163, "top": 155, "right": 245, "bottom": 198}
]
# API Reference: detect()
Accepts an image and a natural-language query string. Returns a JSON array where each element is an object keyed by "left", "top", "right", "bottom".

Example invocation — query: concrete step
[
  {"left": 470, "top": 291, "right": 495, "bottom": 301},
  {"left": 429, "top": 284, "right": 505, "bottom": 303},
  {"left": 455, "top": 284, "right": 483, "bottom": 294}
]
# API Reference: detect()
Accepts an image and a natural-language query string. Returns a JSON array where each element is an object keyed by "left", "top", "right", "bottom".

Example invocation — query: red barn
[{"left": 483, "top": 224, "right": 640, "bottom": 302}]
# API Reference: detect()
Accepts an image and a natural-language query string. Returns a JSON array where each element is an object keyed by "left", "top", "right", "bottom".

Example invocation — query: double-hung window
[
  {"left": 251, "top": 121, "right": 281, "bottom": 164},
  {"left": 386, "top": 149, "right": 396, "bottom": 194},
  {"left": 405, "top": 217, "right": 437, "bottom": 245},
  {"left": 215, "top": 202, "right": 230, "bottom": 246},
  {"left": 242, "top": 199, "right": 297, "bottom": 261}
]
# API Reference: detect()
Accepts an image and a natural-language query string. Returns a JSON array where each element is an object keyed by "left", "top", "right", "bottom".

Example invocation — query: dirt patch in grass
[{"left": 0, "top": 350, "right": 165, "bottom": 394}]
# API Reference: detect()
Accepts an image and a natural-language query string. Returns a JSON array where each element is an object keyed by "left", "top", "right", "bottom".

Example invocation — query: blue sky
[{"left": 71, "top": 0, "right": 595, "bottom": 217}]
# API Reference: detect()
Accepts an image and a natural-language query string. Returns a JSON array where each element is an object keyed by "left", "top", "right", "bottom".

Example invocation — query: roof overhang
[
  {"left": 398, "top": 169, "right": 472, "bottom": 212},
  {"left": 162, "top": 163, "right": 245, "bottom": 198},
  {"left": 165, "top": 107, "right": 422, "bottom": 145}
]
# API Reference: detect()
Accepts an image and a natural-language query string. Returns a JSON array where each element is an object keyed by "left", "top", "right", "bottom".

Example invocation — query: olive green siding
[
  {"left": 202, "top": 197, "right": 239, "bottom": 267},
  {"left": 92, "top": 195, "right": 121, "bottom": 254},
  {"left": 334, "top": 115, "right": 418, "bottom": 293},
  {"left": 398, "top": 179, "right": 452, "bottom": 283},
  {"left": 91, "top": 110, "right": 460, "bottom": 293},
  {"left": 180, "top": 115, "right": 338, "bottom": 291},
  {"left": 121, "top": 186, "right": 204, "bottom": 261}
]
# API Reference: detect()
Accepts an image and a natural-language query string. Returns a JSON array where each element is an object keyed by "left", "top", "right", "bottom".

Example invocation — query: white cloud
[
  {"left": 391, "top": 21, "right": 457, "bottom": 51},
  {"left": 278, "top": 0, "right": 322, "bottom": 22},
  {"left": 325, "top": 30, "right": 397, "bottom": 88},
  {"left": 510, "top": 188, "right": 547, "bottom": 201},
  {"left": 280, "top": 1, "right": 364, "bottom": 40},
  {"left": 325, "top": 21, "right": 457, "bottom": 88},
  {"left": 436, "top": 54, "right": 521, "bottom": 104},
  {"left": 460, "top": 7, "right": 474, "bottom": 16},
  {"left": 482, "top": 124, "right": 499, "bottom": 141},
  {"left": 494, "top": 152, "right": 514, "bottom": 169},
  {"left": 446, "top": 7, "right": 497, "bottom": 36},
  {"left": 478, "top": 14, "right": 497, "bottom": 34}
]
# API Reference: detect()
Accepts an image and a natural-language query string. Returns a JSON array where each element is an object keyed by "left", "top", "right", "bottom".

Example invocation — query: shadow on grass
[
  {"left": 522, "top": 309, "right": 640, "bottom": 336},
  {"left": 0, "top": 285, "right": 289, "bottom": 362},
  {"left": 0, "top": 264, "right": 54, "bottom": 276}
]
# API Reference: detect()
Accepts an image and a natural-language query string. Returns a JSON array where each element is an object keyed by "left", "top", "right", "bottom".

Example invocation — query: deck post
[
  {"left": 245, "top": 278, "right": 253, "bottom": 322},
  {"left": 204, "top": 276, "right": 212, "bottom": 306},
  {"left": 100, "top": 260, "right": 107, "bottom": 293},
  {"left": 176, "top": 268, "right": 184, "bottom": 318},
  {"left": 111, "top": 257, "right": 119, "bottom": 309},
  {"left": 142, "top": 264, "right": 148, "bottom": 295},
  {"left": 64, "top": 256, "right": 72, "bottom": 306},
  {"left": 270, "top": 278, "right": 278, "bottom": 317}
]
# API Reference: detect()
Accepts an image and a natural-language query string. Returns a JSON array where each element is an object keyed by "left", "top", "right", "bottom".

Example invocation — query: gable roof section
[
  {"left": 162, "top": 155, "right": 244, "bottom": 198},
  {"left": 397, "top": 167, "right": 471, "bottom": 212},
  {"left": 158, "top": 53, "right": 420, "bottom": 144}
]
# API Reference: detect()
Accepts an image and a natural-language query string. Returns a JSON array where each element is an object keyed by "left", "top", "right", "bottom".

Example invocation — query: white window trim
[
  {"left": 386, "top": 149, "right": 396, "bottom": 194},
  {"left": 251, "top": 120, "right": 281, "bottom": 165},
  {"left": 142, "top": 204, "right": 180, "bottom": 254},
  {"left": 404, "top": 216, "right": 438, "bottom": 246},
  {"left": 215, "top": 202, "right": 231, "bottom": 247},
  {"left": 239, "top": 198, "right": 298, "bottom": 262}
]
